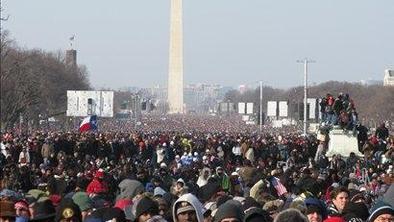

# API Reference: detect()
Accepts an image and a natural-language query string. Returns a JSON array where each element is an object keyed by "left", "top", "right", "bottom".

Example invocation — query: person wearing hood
[
  {"left": 214, "top": 167, "right": 230, "bottom": 193},
  {"left": 172, "top": 193, "right": 204, "bottom": 222},
  {"left": 171, "top": 178, "right": 189, "bottom": 197},
  {"left": 197, "top": 168, "right": 212, "bottom": 188},
  {"left": 116, "top": 179, "right": 145, "bottom": 201},
  {"left": 156, "top": 144, "right": 166, "bottom": 165},
  {"left": 86, "top": 169, "right": 108, "bottom": 197}
]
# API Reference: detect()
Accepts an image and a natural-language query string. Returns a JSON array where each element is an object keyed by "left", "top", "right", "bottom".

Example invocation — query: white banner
[
  {"left": 267, "top": 101, "right": 277, "bottom": 117},
  {"left": 307, "top": 98, "right": 317, "bottom": 120},
  {"left": 238, "top": 103, "right": 246, "bottom": 114},
  {"left": 246, "top": 103, "right": 254, "bottom": 114},
  {"left": 67, "top": 90, "right": 114, "bottom": 117},
  {"left": 278, "top": 101, "right": 288, "bottom": 117}
]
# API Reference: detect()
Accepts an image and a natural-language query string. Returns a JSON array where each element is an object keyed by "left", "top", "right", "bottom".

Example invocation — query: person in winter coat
[
  {"left": 18, "top": 147, "right": 30, "bottom": 166},
  {"left": 197, "top": 168, "right": 211, "bottom": 188},
  {"left": 327, "top": 187, "right": 349, "bottom": 217},
  {"left": 86, "top": 169, "right": 108, "bottom": 197},
  {"left": 41, "top": 139, "right": 54, "bottom": 164},
  {"left": 214, "top": 167, "right": 231, "bottom": 193},
  {"left": 172, "top": 193, "right": 204, "bottom": 222},
  {"left": 375, "top": 123, "right": 389, "bottom": 141}
]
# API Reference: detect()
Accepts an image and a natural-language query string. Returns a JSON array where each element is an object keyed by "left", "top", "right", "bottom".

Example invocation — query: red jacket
[{"left": 86, "top": 178, "right": 108, "bottom": 195}]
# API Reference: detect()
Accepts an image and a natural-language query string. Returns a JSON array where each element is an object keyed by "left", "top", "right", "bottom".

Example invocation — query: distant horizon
[{"left": 94, "top": 78, "right": 385, "bottom": 92}]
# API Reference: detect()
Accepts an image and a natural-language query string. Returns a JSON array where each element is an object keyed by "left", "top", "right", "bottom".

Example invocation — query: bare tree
[{"left": 1, "top": 31, "right": 90, "bottom": 130}]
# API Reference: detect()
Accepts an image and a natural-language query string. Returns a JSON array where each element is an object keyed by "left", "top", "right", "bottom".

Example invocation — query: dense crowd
[{"left": 0, "top": 114, "right": 393, "bottom": 222}]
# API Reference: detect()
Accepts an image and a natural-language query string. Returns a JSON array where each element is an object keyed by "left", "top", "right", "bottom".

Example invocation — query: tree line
[
  {"left": 224, "top": 81, "right": 394, "bottom": 126},
  {"left": 0, "top": 30, "right": 90, "bottom": 130}
]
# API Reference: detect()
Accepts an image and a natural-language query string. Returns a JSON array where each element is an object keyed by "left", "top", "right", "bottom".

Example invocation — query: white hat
[
  {"left": 160, "top": 162, "right": 167, "bottom": 168},
  {"left": 177, "top": 178, "right": 185, "bottom": 185},
  {"left": 233, "top": 196, "right": 245, "bottom": 203},
  {"left": 202, "top": 156, "right": 208, "bottom": 160},
  {"left": 331, "top": 183, "right": 340, "bottom": 188}
]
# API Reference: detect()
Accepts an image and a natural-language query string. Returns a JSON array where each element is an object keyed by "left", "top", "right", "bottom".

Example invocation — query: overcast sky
[{"left": 2, "top": 0, "right": 393, "bottom": 89}]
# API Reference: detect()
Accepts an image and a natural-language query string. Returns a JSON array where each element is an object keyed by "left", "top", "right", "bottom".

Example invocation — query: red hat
[
  {"left": 49, "top": 194, "right": 62, "bottom": 207},
  {"left": 323, "top": 217, "right": 345, "bottom": 222},
  {"left": 95, "top": 169, "right": 105, "bottom": 178}
]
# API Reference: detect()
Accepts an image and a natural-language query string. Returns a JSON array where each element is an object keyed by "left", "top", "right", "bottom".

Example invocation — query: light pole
[{"left": 297, "top": 58, "right": 315, "bottom": 136}]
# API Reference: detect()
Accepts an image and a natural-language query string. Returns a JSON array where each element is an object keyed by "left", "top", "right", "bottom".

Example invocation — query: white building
[{"left": 383, "top": 69, "right": 394, "bottom": 86}]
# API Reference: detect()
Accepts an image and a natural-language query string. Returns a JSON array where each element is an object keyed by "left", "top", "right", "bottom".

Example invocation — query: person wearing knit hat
[
  {"left": 342, "top": 201, "right": 369, "bottom": 222},
  {"left": 274, "top": 208, "right": 308, "bottom": 222},
  {"left": 72, "top": 192, "right": 93, "bottom": 221},
  {"left": 367, "top": 201, "right": 394, "bottom": 222},
  {"left": 244, "top": 207, "right": 272, "bottom": 222},
  {"left": 213, "top": 200, "right": 244, "bottom": 222},
  {"left": 55, "top": 199, "right": 82, "bottom": 222},
  {"left": 305, "top": 204, "right": 323, "bottom": 222},
  {"left": 135, "top": 197, "right": 159, "bottom": 222},
  {"left": 30, "top": 199, "right": 56, "bottom": 222},
  {"left": 304, "top": 198, "right": 327, "bottom": 221}
]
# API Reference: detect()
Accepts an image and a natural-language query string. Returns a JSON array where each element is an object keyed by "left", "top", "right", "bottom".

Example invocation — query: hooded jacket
[
  {"left": 197, "top": 168, "right": 211, "bottom": 187},
  {"left": 116, "top": 179, "right": 144, "bottom": 201},
  {"left": 172, "top": 193, "right": 204, "bottom": 222}
]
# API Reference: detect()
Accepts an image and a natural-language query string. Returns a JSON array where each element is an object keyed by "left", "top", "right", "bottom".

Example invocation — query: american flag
[{"left": 271, "top": 176, "right": 287, "bottom": 196}]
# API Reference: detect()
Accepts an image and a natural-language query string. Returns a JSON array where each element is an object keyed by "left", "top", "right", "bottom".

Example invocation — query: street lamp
[{"left": 297, "top": 58, "right": 315, "bottom": 136}]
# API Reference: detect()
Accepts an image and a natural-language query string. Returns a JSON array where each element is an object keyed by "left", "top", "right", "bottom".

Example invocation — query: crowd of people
[
  {"left": 0, "top": 114, "right": 393, "bottom": 222},
  {"left": 319, "top": 93, "right": 358, "bottom": 131}
]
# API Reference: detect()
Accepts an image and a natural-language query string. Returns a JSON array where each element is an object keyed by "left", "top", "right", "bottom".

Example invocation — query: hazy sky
[{"left": 2, "top": 0, "right": 394, "bottom": 89}]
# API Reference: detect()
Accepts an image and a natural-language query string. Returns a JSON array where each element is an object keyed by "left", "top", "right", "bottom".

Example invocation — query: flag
[
  {"left": 271, "top": 176, "right": 287, "bottom": 196},
  {"left": 79, "top": 115, "right": 98, "bottom": 132}
]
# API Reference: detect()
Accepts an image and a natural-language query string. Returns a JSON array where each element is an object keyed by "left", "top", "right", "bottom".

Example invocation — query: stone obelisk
[{"left": 167, "top": 0, "right": 184, "bottom": 114}]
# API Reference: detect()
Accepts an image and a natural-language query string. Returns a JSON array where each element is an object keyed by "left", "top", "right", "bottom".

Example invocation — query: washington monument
[{"left": 167, "top": 0, "right": 184, "bottom": 114}]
